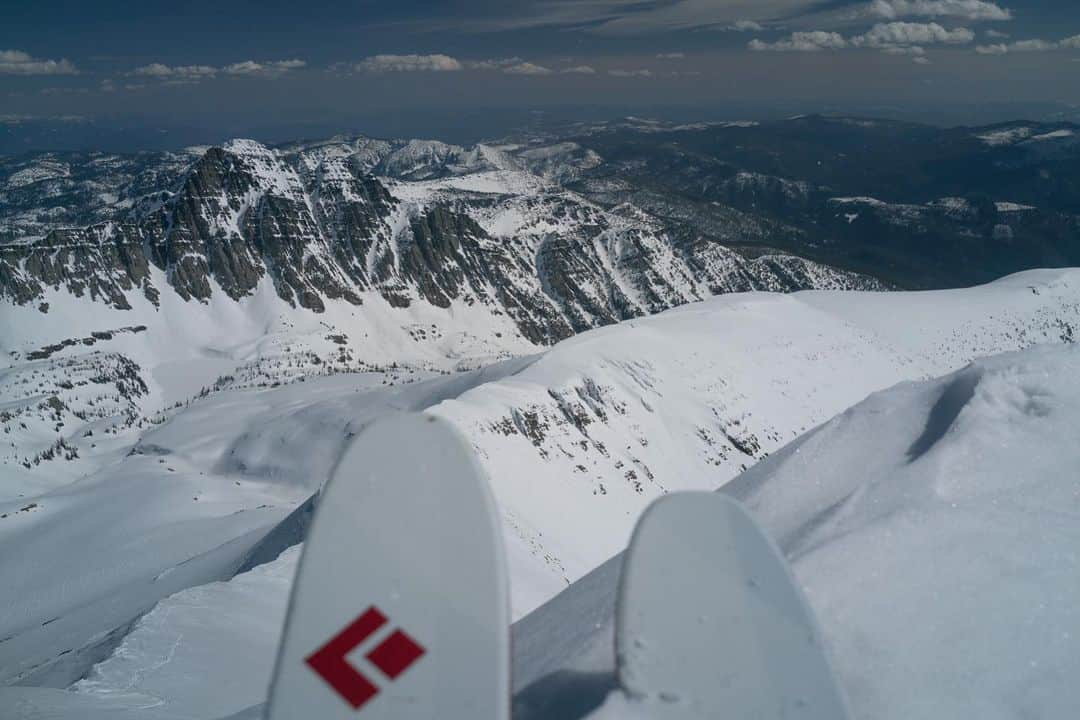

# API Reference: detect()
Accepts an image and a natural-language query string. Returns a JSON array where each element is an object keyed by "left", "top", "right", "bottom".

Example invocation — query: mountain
[
  {"left": 560, "top": 115, "right": 1080, "bottom": 289},
  {"left": 0, "top": 127, "right": 889, "bottom": 489},
  {"left": 5, "top": 115, "right": 1079, "bottom": 337},
  {"left": 0, "top": 132, "right": 880, "bottom": 349},
  {"left": 0, "top": 270, "right": 1077, "bottom": 708}
]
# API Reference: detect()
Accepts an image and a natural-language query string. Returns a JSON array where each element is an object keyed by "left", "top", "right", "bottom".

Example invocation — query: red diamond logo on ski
[{"left": 306, "top": 606, "right": 426, "bottom": 710}]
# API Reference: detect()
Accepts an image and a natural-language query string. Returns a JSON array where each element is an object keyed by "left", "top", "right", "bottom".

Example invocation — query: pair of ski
[{"left": 266, "top": 414, "right": 850, "bottom": 719}]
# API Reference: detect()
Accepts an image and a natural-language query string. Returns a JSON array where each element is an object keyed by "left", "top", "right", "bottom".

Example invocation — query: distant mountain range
[
  {"left": 1, "top": 120, "right": 895, "bottom": 349},
  {"left": 3, "top": 117, "right": 1078, "bottom": 328}
]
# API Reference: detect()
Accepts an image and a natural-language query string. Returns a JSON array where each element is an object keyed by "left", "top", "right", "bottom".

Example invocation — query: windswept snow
[
  {"left": 513, "top": 342, "right": 1080, "bottom": 720},
  {"left": 977, "top": 126, "right": 1034, "bottom": 146},
  {"left": 0, "top": 359, "right": 537, "bottom": 688}
]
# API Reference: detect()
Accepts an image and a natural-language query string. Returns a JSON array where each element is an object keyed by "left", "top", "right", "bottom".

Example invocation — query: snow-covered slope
[
  {"left": 1, "top": 269, "right": 1076, "bottom": 718},
  {"left": 517, "top": 341, "right": 1080, "bottom": 720}
]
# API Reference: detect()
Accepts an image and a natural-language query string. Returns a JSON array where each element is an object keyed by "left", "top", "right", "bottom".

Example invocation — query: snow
[
  {"left": 1, "top": 269, "right": 1079, "bottom": 718},
  {"left": 516, "top": 342, "right": 1080, "bottom": 720},
  {"left": 829, "top": 196, "right": 887, "bottom": 206},
  {"left": 0, "top": 358, "right": 536, "bottom": 689},
  {"left": 996, "top": 201, "right": 1036, "bottom": 212},
  {"left": 6, "top": 160, "right": 71, "bottom": 188},
  {"left": 724, "top": 344, "right": 1080, "bottom": 720},
  {"left": 71, "top": 547, "right": 299, "bottom": 719},
  {"left": 977, "top": 126, "right": 1034, "bottom": 146},
  {"left": 1028, "top": 129, "right": 1075, "bottom": 142}
]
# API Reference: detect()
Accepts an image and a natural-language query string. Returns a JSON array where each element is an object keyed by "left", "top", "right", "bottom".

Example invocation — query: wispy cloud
[
  {"left": 454, "top": 1, "right": 819, "bottom": 35},
  {"left": 0, "top": 49, "right": 78, "bottom": 75},
  {"left": 503, "top": 62, "right": 554, "bottom": 75},
  {"left": 224, "top": 59, "right": 306, "bottom": 76},
  {"left": 355, "top": 54, "right": 463, "bottom": 72},
  {"left": 132, "top": 63, "right": 217, "bottom": 79},
  {"left": 852, "top": 22, "right": 974, "bottom": 48},
  {"left": 976, "top": 37, "right": 1069, "bottom": 54},
  {"left": 731, "top": 20, "right": 765, "bottom": 32},
  {"left": 749, "top": 31, "right": 848, "bottom": 52},
  {"left": 346, "top": 54, "right": 592, "bottom": 77},
  {"left": 130, "top": 59, "right": 304, "bottom": 82},
  {"left": 750, "top": 19, "right": 991, "bottom": 57},
  {"left": 560, "top": 65, "right": 597, "bottom": 74},
  {"left": 868, "top": 0, "right": 1012, "bottom": 21},
  {"left": 608, "top": 68, "right": 655, "bottom": 77},
  {"left": 0, "top": 112, "right": 85, "bottom": 124}
]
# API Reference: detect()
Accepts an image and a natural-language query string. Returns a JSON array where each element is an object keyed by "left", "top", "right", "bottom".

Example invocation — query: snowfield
[
  {"left": 518, "top": 341, "right": 1080, "bottom": 720},
  {"left": 1, "top": 269, "right": 1079, "bottom": 718}
]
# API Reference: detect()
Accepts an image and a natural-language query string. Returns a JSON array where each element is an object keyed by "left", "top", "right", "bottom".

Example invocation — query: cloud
[
  {"left": 732, "top": 20, "right": 765, "bottom": 32},
  {"left": 346, "top": 54, "right": 594, "bottom": 77},
  {"left": 976, "top": 37, "right": 1070, "bottom": 54},
  {"left": 749, "top": 31, "right": 848, "bottom": 52},
  {"left": 503, "top": 62, "right": 554, "bottom": 75},
  {"left": 656, "top": 52, "right": 686, "bottom": 59},
  {"left": 985, "top": 29, "right": 1009, "bottom": 38},
  {"left": 0, "top": 49, "right": 78, "bottom": 75},
  {"left": 467, "top": 1, "right": 822, "bottom": 36},
  {"left": 464, "top": 57, "right": 522, "bottom": 70},
  {"left": 608, "top": 68, "right": 655, "bottom": 77},
  {"left": 868, "top": 0, "right": 1011, "bottom": 21},
  {"left": 224, "top": 59, "right": 306, "bottom": 76},
  {"left": 0, "top": 113, "right": 85, "bottom": 124},
  {"left": 913, "top": 55, "right": 932, "bottom": 63},
  {"left": 1009, "top": 39, "right": 1058, "bottom": 51},
  {"left": 129, "top": 60, "right": 304, "bottom": 83},
  {"left": 132, "top": 63, "right": 218, "bottom": 79},
  {"left": 38, "top": 86, "right": 89, "bottom": 96},
  {"left": 853, "top": 22, "right": 974, "bottom": 48},
  {"left": 882, "top": 44, "right": 926, "bottom": 54},
  {"left": 355, "top": 54, "right": 463, "bottom": 72}
]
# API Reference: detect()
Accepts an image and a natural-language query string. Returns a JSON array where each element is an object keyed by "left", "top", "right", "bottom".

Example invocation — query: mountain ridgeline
[
  {"left": 1, "top": 126, "right": 884, "bottom": 347},
  {"left": 3, "top": 115, "right": 1079, "bottom": 345}
]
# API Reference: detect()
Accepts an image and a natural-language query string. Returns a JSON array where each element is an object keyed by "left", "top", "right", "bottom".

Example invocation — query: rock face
[{"left": 0, "top": 135, "right": 885, "bottom": 345}]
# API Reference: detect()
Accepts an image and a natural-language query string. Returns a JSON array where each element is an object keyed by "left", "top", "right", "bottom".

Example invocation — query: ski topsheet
[
  {"left": 266, "top": 413, "right": 511, "bottom": 720},
  {"left": 615, "top": 492, "right": 851, "bottom": 719}
]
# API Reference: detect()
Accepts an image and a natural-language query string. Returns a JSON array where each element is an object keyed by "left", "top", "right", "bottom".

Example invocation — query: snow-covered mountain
[
  {"left": 0, "top": 132, "right": 885, "bottom": 497},
  {"left": 0, "top": 133, "right": 877, "bottom": 337},
  {"left": 1, "top": 270, "right": 1077, "bottom": 718}
]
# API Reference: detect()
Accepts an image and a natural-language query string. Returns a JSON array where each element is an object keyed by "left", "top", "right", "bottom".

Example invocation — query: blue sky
[{"left": 2, "top": 1, "right": 1080, "bottom": 148}]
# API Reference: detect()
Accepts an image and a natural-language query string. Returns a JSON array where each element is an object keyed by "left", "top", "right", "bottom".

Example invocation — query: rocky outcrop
[{"left": 0, "top": 224, "right": 155, "bottom": 309}]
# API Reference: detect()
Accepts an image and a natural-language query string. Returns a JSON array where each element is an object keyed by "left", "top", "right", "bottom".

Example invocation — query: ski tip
[
  {"left": 615, "top": 492, "right": 852, "bottom": 719},
  {"left": 265, "top": 411, "right": 511, "bottom": 720}
]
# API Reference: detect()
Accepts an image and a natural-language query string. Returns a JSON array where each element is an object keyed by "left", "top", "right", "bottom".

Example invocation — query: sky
[{"left": 2, "top": 0, "right": 1080, "bottom": 150}]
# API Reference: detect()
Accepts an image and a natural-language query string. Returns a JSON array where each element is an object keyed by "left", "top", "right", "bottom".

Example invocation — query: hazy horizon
[{"left": 4, "top": 0, "right": 1079, "bottom": 153}]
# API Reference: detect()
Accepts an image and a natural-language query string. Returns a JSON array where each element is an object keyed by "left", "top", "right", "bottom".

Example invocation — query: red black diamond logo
[{"left": 306, "top": 606, "right": 426, "bottom": 710}]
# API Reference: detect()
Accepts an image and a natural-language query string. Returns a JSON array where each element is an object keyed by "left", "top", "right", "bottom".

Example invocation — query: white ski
[
  {"left": 266, "top": 413, "right": 511, "bottom": 720},
  {"left": 615, "top": 492, "right": 851, "bottom": 719}
]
